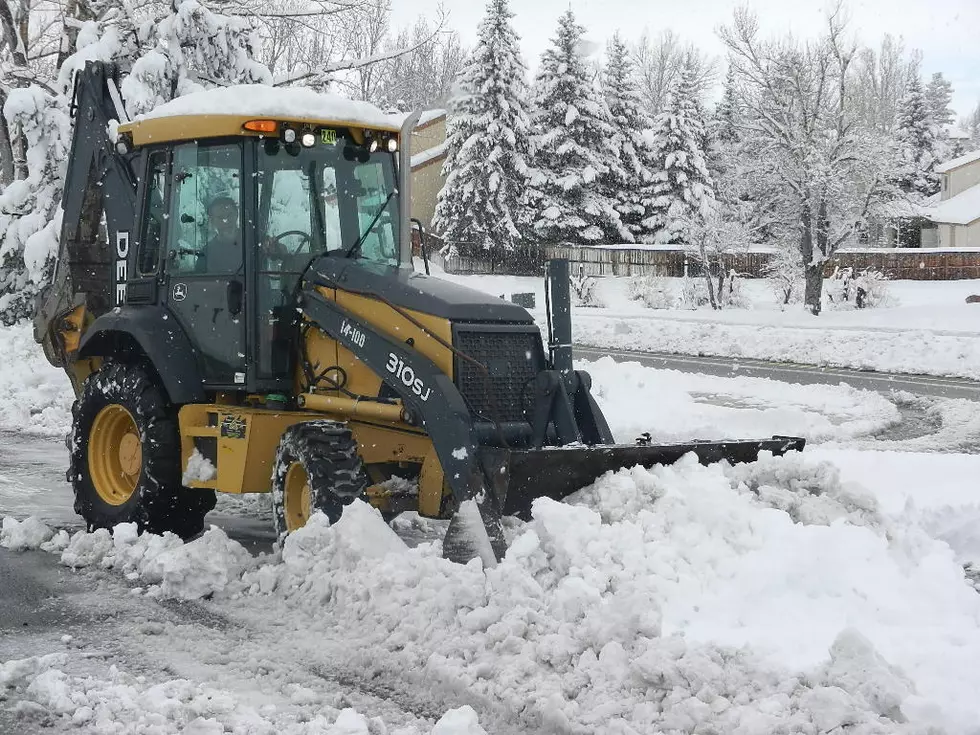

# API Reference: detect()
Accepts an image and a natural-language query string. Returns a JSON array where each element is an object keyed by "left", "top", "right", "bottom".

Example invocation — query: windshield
[{"left": 256, "top": 131, "right": 400, "bottom": 269}]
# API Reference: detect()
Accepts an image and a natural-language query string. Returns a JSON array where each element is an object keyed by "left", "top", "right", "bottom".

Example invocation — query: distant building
[
  {"left": 929, "top": 150, "right": 980, "bottom": 248},
  {"left": 406, "top": 110, "right": 447, "bottom": 232}
]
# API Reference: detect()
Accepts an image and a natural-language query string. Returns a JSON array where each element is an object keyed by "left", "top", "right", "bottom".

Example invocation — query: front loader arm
[{"left": 301, "top": 287, "right": 508, "bottom": 565}]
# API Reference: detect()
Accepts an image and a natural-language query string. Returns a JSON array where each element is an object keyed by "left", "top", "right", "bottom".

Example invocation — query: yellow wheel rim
[
  {"left": 283, "top": 461, "right": 311, "bottom": 532},
  {"left": 88, "top": 404, "right": 143, "bottom": 506}
]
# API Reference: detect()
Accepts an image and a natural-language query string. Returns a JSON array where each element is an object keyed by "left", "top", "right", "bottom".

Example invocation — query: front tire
[
  {"left": 70, "top": 362, "right": 215, "bottom": 538},
  {"left": 271, "top": 420, "right": 368, "bottom": 547}
]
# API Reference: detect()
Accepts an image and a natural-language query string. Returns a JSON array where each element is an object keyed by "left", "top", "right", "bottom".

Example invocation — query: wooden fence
[
  {"left": 828, "top": 249, "right": 980, "bottom": 280},
  {"left": 442, "top": 244, "right": 980, "bottom": 281}
]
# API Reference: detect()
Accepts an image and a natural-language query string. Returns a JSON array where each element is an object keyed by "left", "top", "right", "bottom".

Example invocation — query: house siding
[
  {"left": 947, "top": 163, "right": 980, "bottom": 198},
  {"left": 411, "top": 155, "right": 447, "bottom": 229},
  {"left": 410, "top": 117, "right": 446, "bottom": 156},
  {"left": 939, "top": 220, "right": 980, "bottom": 248}
]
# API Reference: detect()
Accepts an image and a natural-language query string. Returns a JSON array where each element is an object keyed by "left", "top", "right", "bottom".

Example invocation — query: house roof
[
  {"left": 928, "top": 185, "right": 980, "bottom": 226},
  {"left": 410, "top": 141, "right": 447, "bottom": 170},
  {"left": 935, "top": 148, "right": 980, "bottom": 174},
  {"left": 392, "top": 108, "right": 446, "bottom": 129}
]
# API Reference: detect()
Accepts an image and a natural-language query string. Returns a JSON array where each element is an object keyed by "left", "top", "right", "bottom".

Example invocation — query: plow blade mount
[{"left": 486, "top": 435, "right": 805, "bottom": 519}]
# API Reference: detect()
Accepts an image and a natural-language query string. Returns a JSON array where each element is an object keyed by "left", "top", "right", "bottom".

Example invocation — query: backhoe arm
[{"left": 35, "top": 61, "right": 138, "bottom": 368}]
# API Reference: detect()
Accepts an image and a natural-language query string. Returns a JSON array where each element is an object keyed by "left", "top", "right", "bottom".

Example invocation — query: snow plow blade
[{"left": 485, "top": 436, "right": 806, "bottom": 519}]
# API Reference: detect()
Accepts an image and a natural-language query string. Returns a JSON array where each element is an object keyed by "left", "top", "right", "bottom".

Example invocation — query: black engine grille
[{"left": 454, "top": 326, "right": 543, "bottom": 423}]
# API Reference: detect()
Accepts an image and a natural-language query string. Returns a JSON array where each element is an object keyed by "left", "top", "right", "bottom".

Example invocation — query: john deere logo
[{"left": 172, "top": 283, "right": 187, "bottom": 302}]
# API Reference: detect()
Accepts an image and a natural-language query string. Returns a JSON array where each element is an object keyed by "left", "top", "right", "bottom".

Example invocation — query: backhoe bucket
[{"left": 484, "top": 436, "right": 805, "bottom": 519}]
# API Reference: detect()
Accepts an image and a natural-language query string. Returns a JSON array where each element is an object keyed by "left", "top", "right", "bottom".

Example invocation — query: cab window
[{"left": 169, "top": 142, "right": 243, "bottom": 275}]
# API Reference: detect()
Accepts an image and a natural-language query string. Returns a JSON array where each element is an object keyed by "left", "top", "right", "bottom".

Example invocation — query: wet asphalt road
[{"left": 576, "top": 346, "right": 980, "bottom": 401}]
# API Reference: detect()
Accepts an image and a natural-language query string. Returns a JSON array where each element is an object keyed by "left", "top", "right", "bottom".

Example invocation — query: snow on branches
[
  {"left": 529, "top": 10, "right": 631, "bottom": 245},
  {"left": 0, "top": 89, "right": 72, "bottom": 324},
  {"left": 432, "top": 0, "right": 535, "bottom": 268},
  {"left": 121, "top": 0, "right": 272, "bottom": 116}
]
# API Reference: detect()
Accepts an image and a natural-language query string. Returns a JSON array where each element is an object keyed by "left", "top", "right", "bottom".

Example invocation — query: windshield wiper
[{"left": 345, "top": 190, "right": 395, "bottom": 259}]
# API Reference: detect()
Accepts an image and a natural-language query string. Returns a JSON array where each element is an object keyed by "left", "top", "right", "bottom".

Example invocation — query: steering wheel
[{"left": 265, "top": 230, "right": 311, "bottom": 256}]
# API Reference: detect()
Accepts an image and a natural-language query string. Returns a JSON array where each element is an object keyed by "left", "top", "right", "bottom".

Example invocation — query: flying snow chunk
[{"left": 182, "top": 448, "right": 217, "bottom": 484}]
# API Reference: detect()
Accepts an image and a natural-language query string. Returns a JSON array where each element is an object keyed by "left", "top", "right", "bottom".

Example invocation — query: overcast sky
[{"left": 391, "top": 0, "right": 980, "bottom": 120}]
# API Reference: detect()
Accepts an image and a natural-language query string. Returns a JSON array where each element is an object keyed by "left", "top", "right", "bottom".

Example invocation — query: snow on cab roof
[
  {"left": 138, "top": 85, "right": 400, "bottom": 131},
  {"left": 935, "top": 148, "right": 980, "bottom": 174}
]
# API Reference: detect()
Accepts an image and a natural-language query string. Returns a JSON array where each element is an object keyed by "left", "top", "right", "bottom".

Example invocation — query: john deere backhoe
[{"left": 34, "top": 61, "right": 803, "bottom": 564}]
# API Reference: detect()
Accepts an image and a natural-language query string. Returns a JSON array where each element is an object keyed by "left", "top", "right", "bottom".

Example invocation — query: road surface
[{"left": 576, "top": 345, "right": 980, "bottom": 401}]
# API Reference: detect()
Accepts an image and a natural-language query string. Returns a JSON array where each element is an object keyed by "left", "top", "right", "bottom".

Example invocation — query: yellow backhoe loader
[{"left": 34, "top": 61, "right": 804, "bottom": 564}]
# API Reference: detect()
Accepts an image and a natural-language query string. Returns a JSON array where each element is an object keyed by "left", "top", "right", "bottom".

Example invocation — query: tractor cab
[
  {"left": 112, "top": 113, "right": 404, "bottom": 394},
  {"left": 37, "top": 80, "right": 411, "bottom": 399}
]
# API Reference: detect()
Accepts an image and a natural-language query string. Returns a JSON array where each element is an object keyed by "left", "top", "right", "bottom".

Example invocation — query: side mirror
[
  {"left": 410, "top": 217, "right": 430, "bottom": 276},
  {"left": 180, "top": 213, "right": 195, "bottom": 224}
]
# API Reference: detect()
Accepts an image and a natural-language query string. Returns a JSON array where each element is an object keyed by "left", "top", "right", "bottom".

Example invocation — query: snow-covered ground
[
  {"left": 438, "top": 270, "right": 980, "bottom": 380},
  {"left": 2, "top": 315, "right": 980, "bottom": 732}
]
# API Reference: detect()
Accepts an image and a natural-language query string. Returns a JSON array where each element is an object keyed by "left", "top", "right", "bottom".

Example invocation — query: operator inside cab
[{"left": 202, "top": 196, "right": 242, "bottom": 273}]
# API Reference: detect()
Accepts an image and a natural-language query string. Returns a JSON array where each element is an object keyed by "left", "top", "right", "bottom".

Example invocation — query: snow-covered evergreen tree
[
  {"left": 714, "top": 66, "right": 740, "bottom": 147},
  {"left": 529, "top": 10, "right": 630, "bottom": 244},
  {"left": 925, "top": 71, "right": 956, "bottom": 163},
  {"left": 925, "top": 72, "right": 955, "bottom": 129},
  {"left": 602, "top": 33, "right": 655, "bottom": 241},
  {"left": 894, "top": 74, "right": 940, "bottom": 198},
  {"left": 432, "top": 0, "right": 535, "bottom": 268},
  {"left": 644, "top": 61, "right": 714, "bottom": 244}
]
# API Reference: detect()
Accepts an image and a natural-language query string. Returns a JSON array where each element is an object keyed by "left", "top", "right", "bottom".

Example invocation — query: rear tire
[
  {"left": 70, "top": 362, "right": 215, "bottom": 539},
  {"left": 271, "top": 420, "right": 368, "bottom": 547}
]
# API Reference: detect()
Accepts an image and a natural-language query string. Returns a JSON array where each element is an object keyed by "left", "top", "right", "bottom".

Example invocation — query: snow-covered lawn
[{"left": 439, "top": 270, "right": 980, "bottom": 380}]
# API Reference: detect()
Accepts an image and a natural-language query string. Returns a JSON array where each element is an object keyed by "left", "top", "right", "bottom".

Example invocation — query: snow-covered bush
[
  {"left": 681, "top": 275, "right": 710, "bottom": 308},
  {"left": 719, "top": 269, "right": 748, "bottom": 308},
  {"left": 681, "top": 270, "right": 746, "bottom": 310},
  {"left": 764, "top": 247, "right": 805, "bottom": 306},
  {"left": 570, "top": 271, "right": 604, "bottom": 308},
  {"left": 627, "top": 274, "right": 676, "bottom": 309},
  {"left": 826, "top": 266, "right": 893, "bottom": 309}
]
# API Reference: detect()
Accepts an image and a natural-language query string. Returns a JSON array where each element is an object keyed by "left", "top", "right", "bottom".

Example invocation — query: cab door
[{"left": 164, "top": 140, "right": 248, "bottom": 388}]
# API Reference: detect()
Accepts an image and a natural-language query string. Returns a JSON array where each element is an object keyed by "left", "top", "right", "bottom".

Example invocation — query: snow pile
[
  {"left": 59, "top": 523, "right": 253, "bottom": 600},
  {"left": 241, "top": 453, "right": 980, "bottom": 733},
  {"left": 1, "top": 515, "right": 55, "bottom": 550},
  {"left": 0, "top": 322, "right": 73, "bottom": 435},
  {"left": 0, "top": 652, "right": 484, "bottom": 734}
]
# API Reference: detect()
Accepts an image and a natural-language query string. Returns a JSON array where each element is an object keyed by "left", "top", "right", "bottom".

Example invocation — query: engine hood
[{"left": 310, "top": 258, "right": 535, "bottom": 324}]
